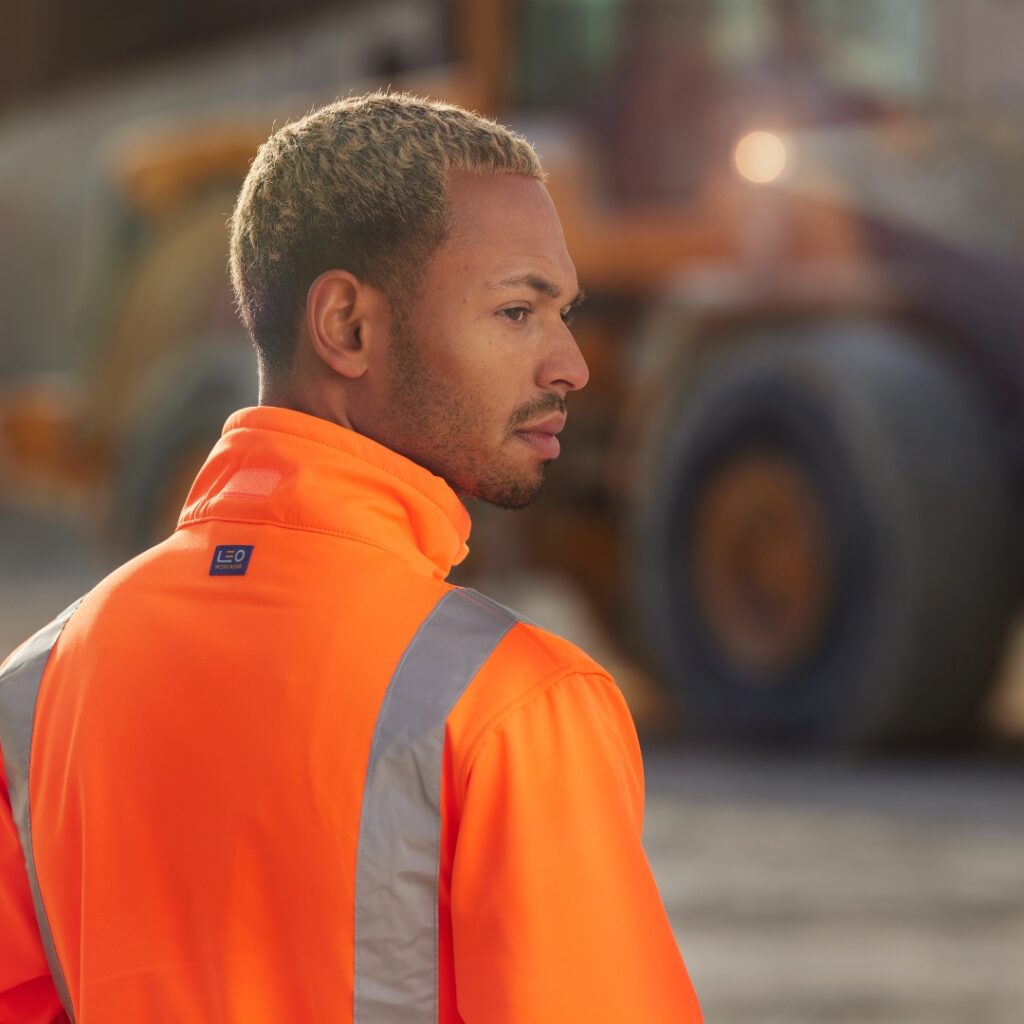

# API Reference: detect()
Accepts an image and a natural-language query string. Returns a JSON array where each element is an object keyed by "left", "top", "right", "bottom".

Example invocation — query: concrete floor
[
  {"left": 644, "top": 748, "right": 1024, "bottom": 1023},
  {"left": 2, "top": 501, "right": 1024, "bottom": 1022}
]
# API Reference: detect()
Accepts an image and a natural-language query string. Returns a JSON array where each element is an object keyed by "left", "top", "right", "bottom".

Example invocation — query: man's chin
[{"left": 464, "top": 465, "right": 547, "bottom": 510}]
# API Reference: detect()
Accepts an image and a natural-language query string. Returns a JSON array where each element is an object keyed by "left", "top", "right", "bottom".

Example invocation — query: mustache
[{"left": 507, "top": 394, "right": 568, "bottom": 432}]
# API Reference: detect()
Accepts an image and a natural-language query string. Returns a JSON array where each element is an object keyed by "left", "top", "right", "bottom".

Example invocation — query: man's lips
[{"left": 513, "top": 413, "right": 566, "bottom": 459}]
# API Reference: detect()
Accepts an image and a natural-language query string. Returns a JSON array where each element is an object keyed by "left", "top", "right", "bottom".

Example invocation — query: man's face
[{"left": 375, "top": 171, "right": 589, "bottom": 509}]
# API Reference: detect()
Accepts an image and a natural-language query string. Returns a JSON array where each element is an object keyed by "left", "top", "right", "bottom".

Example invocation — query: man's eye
[
  {"left": 560, "top": 309, "right": 575, "bottom": 326},
  {"left": 501, "top": 307, "right": 529, "bottom": 322}
]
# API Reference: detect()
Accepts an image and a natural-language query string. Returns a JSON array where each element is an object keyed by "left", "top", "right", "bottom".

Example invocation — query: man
[{"left": 0, "top": 93, "right": 701, "bottom": 1022}]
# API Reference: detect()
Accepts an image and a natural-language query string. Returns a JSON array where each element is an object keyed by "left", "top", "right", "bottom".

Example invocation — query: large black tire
[{"left": 629, "top": 320, "right": 1017, "bottom": 745}]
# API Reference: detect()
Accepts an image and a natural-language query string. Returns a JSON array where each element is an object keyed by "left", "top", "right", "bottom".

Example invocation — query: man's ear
[{"left": 305, "top": 269, "right": 387, "bottom": 380}]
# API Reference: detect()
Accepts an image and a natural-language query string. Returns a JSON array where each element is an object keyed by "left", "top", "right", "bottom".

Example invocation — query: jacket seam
[
  {"left": 461, "top": 663, "right": 619, "bottom": 775},
  {"left": 460, "top": 667, "right": 644, "bottom": 832}
]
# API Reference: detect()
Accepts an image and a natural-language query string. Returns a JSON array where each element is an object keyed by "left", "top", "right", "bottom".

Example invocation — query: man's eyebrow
[{"left": 495, "top": 273, "right": 585, "bottom": 308}]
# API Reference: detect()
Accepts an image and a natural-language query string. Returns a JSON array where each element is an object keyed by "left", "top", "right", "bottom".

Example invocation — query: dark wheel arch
[{"left": 113, "top": 342, "right": 258, "bottom": 555}]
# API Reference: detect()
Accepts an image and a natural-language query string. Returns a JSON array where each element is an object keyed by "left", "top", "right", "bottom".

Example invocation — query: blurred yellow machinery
[{"left": 2, "top": 0, "right": 1022, "bottom": 745}]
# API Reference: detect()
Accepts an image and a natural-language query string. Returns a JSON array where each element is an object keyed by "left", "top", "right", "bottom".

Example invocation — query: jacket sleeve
[
  {"left": 0, "top": 758, "right": 68, "bottom": 1024},
  {"left": 450, "top": 670, "right": 702, "bottom": 1024}
]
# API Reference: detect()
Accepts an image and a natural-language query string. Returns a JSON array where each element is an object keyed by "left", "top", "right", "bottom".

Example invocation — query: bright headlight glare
[{"left": 733, "top": 130, "right": 787, "bottom": 184}]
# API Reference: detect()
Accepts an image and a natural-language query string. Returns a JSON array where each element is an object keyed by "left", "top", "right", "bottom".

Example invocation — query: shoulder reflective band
[
  {"left": 0, "top": 597, "right": 83, "bottom": 1023},
  {"left": 354, "top": 588, "right": 519, "bottom": 1023}
]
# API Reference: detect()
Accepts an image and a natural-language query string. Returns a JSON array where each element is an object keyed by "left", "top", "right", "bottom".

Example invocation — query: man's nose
[{"left": 541, "top": 323, "right": 590, "bottom": 394}]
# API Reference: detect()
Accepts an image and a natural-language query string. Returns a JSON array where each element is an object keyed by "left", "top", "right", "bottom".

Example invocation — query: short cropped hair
[{"left": 229, "top": 91, "right": 545, "bottom": 377}]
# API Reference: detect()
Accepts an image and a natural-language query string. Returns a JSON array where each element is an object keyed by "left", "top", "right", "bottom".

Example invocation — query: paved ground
[
  {"left": 2, "top": 501, "right": 1023, "bottom": 1022},
  {"left": 644, "top": 748, "right": 1024, "bottom": 1023}
]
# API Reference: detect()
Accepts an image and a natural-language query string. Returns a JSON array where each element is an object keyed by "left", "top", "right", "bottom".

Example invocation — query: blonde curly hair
[{"left": 229, "top": 91, "right": 545, "bottom": 377}]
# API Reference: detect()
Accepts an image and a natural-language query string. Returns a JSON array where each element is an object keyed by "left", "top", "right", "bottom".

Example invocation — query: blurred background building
[{"left": 2, "top": 2, "right": 1024, "bottom": 1020}]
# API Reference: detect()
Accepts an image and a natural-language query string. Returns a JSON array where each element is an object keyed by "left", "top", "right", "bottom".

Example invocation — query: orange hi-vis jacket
[{"left": 0, "top": 405, "right": 702, "bottom": 1023}]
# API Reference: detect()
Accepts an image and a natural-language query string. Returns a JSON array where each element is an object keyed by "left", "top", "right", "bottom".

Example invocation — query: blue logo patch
[{"left": 209, "top": 545, "right": 254, "bottom": 576}]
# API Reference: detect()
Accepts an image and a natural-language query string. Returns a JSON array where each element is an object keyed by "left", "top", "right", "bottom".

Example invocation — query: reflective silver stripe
[
  {"left": 354, "top": 588, "right": 518, "bottom": 1023},
  {"left": 0, "top": 598, "right": 82, "bottom": 1022}
]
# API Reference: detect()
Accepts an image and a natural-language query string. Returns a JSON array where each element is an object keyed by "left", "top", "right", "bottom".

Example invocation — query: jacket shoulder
[
  {"left": 452, "top": 586, "right": 610, "bottom": 684},
  {"left": 444, "top": 587, "right": 619, "bottom": 758},
  {"left": 502, "top": 619, "right": 610, "bottom": 683}
]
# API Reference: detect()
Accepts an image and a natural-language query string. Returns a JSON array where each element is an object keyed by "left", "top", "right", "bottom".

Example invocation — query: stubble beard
[{"left": 385, "top": 313, "right": 549, "bottom": 510}]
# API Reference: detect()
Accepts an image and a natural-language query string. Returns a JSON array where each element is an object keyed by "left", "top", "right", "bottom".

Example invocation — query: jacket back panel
[{"left": 31, "top": 520, "right": 449, "bottom": 1022}]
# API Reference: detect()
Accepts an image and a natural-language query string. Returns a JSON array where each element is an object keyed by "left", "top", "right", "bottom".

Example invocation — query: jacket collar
[{"left": 178, "top": 405, "right": 471, "bottom": 579}]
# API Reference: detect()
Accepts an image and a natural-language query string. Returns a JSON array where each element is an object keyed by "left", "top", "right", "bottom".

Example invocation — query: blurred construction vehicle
[{"left": 2, "top": 0, "right": 1022, "bottom": 745}]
